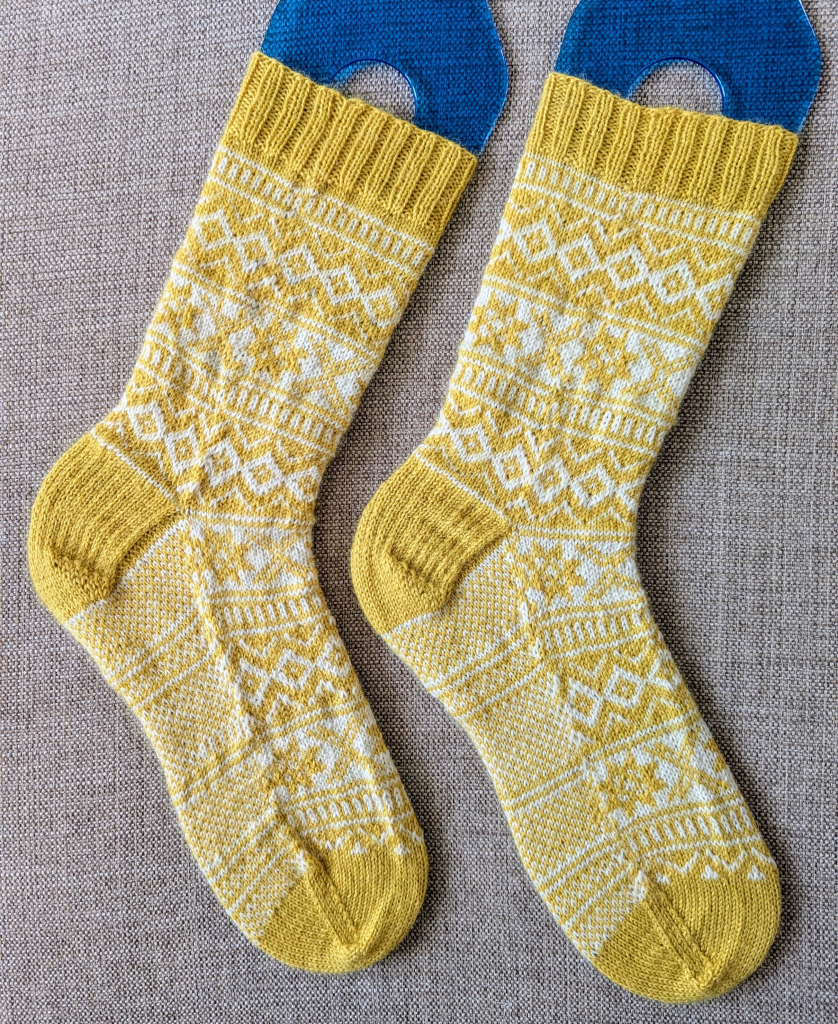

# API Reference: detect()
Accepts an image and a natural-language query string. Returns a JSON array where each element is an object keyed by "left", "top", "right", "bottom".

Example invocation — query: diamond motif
[
  {"left": 556, "top": 234, "right": 600, "bottom": 280},
  {"left": 127, "top": 402, "right": 166, "bottom": 441},
  {"left": 164, "top": 427, "right": 201, "bottom": 474}
]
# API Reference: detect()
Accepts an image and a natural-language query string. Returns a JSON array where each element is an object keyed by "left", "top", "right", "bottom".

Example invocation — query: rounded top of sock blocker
[
  {"left": 261, "top": 0, "right": 508, "bottom": 155},
  {"left": 556, "top": 0, "right": 821, "bottom": 133}
]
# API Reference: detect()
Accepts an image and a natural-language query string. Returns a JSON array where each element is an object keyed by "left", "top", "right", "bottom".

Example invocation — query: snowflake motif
[
  {"left": 246, "top": 324, "right": 306, "bottom": 379},
  {"left": 597, "top": 755, "right": 668, "bottom": 818},
  {"left": 578, "top": 326, "right": 637, "bottom": 393},
  {"left": 536, "top": 554, "right": 587, "bottom": 602},
  {"left": 475, "top": 293, "right": 533, "bottom": 361}
]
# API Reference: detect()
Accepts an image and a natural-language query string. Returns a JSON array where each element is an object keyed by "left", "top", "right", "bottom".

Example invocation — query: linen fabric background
[{"left": 2, "top": 2, "right": 836, "bottom": 1021}]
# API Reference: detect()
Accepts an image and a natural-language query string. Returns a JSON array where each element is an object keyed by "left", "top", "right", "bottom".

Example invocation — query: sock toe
[
  {"left": 257, "top": 843, "right": 428, "bottom": 973},
  {"left": 593, "top": 866, "right": 781, "bottom": 1002}
]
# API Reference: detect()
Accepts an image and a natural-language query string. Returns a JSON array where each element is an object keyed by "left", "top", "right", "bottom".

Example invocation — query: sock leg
[{"left": 353, "top": 73, "right": 796, "bottom": 999}]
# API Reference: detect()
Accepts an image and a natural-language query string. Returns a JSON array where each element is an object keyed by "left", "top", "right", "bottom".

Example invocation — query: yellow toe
[
  {"left": 257, "top": 843, "right": 428, "bottom": 973},
  {"left": 594, "top": 867, "right": 781, "bottom": 1002}
]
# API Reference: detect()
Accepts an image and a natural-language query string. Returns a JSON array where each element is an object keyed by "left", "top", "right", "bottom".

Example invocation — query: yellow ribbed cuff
[
  {"left": 223, "top": 53, "right": 477, "bottom": 245},
  {"left": 530, "top": 73, "right": 798, "bottom": 216}
]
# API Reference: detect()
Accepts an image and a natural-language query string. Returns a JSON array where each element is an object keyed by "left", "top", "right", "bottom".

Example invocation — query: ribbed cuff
[
  {"left": 530, "top": 73, "right": 798, "bottom": 216},
  {"left": 222, "top": 53, "right": 477, "bottom": 245}
]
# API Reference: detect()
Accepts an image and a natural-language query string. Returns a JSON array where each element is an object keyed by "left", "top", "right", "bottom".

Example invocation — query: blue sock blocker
[
  {"left": 261, "top": 0, "right": 508, "bottom": 155},
  {"left": 261, "top": 0, "right": 820, "bottom": 157},
  {"left": 556, "top": 0, "right": 820, "bottom": 133}
]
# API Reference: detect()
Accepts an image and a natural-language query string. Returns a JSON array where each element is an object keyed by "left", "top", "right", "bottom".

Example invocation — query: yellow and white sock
[
  {"left": 352, "top": 73, "right": 795, "bottom": 1000},
  {"left": 29, "top": 53, "right": 475, "bottom": 973}
]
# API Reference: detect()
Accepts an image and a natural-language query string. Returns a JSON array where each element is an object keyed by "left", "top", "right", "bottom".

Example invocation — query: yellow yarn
[
  {"left": 29, "top": 53, "right": 475, "bottom": 973},
  {"left": 352, "top": 73, "right": 795, "bottom": 1001}
]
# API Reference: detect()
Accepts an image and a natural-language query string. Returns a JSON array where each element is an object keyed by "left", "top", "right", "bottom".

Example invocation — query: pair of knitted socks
[{"left": 30, "top": 54, "right": 795, "bottom": 998}]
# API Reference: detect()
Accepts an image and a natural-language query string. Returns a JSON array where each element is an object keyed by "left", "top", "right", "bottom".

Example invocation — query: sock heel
[
  {"left": 351, "top": 456, "right": 509, "bottom": 633},
  {"left": 28, "top": 434, "right": 176, "bottom": 622}
]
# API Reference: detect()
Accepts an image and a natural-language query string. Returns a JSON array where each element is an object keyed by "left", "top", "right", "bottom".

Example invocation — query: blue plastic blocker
[
  {"left": 556, "top": 0, "right": 821, "bottom": 133},
  {"left": 261, "top": 0, "right": 508, "bottom": 155}
]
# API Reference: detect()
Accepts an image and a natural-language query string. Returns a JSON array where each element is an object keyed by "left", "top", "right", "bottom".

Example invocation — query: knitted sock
[
  {"left": 352, "top": 74, "right": 795, "bottom": 1000},
  {"left": 29, "top": 53, "right": 475, "bottom": 973}
]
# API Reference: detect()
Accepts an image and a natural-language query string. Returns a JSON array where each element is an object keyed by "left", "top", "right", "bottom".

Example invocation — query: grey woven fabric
[{"left": 2, "top": 2, "right": 836, "bottom": 1021}]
